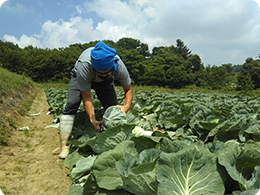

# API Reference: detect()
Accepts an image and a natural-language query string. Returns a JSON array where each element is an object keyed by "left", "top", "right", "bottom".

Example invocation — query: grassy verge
[
  {"left": 132, "top": 84, "right": 260, "bottom": 96},
  {"left": 36, "top": 81, "right": 260, "bottom": 97},
  {"left": 36, "top": 82, "right": 69, "bottom": 89},
  {"left": 0, "top": 68, "right": 37, "bottom": 145}
]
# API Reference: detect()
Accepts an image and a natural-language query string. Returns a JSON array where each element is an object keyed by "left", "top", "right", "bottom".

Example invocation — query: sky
[{"left": 0, "top": 0, "right": 260, "bottom": 66}]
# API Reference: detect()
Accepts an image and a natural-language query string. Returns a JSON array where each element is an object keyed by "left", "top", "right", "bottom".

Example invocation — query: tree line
[{"left": 0, "top": 38, "right": 259, "bottom": 91}]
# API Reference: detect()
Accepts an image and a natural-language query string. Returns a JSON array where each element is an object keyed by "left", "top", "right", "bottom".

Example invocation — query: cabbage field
[{"left": 44, "top": 88, "right": 260, "bottom": 195}]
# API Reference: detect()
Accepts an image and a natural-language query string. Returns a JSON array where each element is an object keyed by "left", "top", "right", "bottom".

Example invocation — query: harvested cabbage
[
  {"left": 102, "top": 106, "right": 127, "bottom": 129},
  {"left": 131, "top": 126, "right": 153, "bottom": 137}
]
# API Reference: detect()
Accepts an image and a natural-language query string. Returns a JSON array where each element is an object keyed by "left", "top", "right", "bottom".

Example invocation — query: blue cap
[{"left": 91, "top": 41, "right": 117, "bottom": 71}]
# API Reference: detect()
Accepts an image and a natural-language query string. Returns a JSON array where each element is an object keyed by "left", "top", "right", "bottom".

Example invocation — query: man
[{"left": 58, "top": 41, "right": 133, "bottom": 159}]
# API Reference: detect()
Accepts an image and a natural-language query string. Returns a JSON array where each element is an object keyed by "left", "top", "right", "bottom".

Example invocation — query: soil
[{"left": 0, "top": 89, "right": 71, "bottom": 195}]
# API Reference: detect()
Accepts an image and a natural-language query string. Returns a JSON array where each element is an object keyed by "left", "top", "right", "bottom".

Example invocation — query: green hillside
[{"left": 0, "top": 68, "right": 37, "bottom": 145}]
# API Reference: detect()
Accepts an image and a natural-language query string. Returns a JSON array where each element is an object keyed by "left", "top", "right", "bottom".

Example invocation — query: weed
[
  {"left": 13, "top": 166, "right": 24, "bottom": 173},
  {"left": 0, "top": 185, "right": 10, "bottom": 195},
  {"left": 23, "top": 129, "right": 30, "bottom": 137},
  {"left": 26, "top": 142, "right": 32, "bottom": 148}
]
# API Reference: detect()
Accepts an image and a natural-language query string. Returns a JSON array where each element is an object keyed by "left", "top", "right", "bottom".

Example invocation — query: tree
[
  {"left": 176, "top": 39, "right": 192, "bottom": 60},
  {"left": 117, "top": 47, "right": 147, "bottom": 85},
  {"left": 207, "top": 66, "right": 229, "bottom": 90},
  {"left": 140, "top": 64, "right": 166, "bottom": 87},
  {"left": 138, "top": 43, "right": 150, "bottom": 58},
  {"left": 193, "top": 69, "right": 209, "bottom": 88},
  {"left": 1, "top": 38, "right": 247, "bottom": 90},
  {"left": 165, "top": 65, "right": 191, "bottom": 89},
  {"left": 116, "top": 37, "right": 141, "bottom": 50},
  {"left": 0, "top": 41, "right": 21, "bottom": 71},
  {"left": 189, "top": 54, "right": 204, "bottom": 72},
  {"left": 237, "top": 73, "right": 254, "bottom": 92},
  {"left": 222, "top": 63, "right": 233, "bottom": 74},
  {"left": 233, "top": 65, "right": 243, "bottom": 72},
  {"left": 151, "top": 46, "right": 165, "bottom": 56},
  {"left": 237, "top": 58, "right": 260, "bottom": 89},
  {"left": 151, "top": 46, "right": 186, "bottom": 71}
]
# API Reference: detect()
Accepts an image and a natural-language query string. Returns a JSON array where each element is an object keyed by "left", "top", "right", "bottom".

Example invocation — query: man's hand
[
  {"left": 91, "top": 119, "right": 104, "bottom": 131},
  {"left": 81, "top": 91, "right": 104, "bottom": 134},
  {"left": 117, "top": 105, "right": 130, "bottom": 113}
]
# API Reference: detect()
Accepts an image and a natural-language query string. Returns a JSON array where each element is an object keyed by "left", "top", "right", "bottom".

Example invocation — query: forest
[{"left": 0, "top": 37, "right": 259, "bottom": 91}]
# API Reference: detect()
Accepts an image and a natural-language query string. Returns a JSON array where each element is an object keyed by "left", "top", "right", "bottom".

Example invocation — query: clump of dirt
[{"left": 0, "top": 89, "right": 71, "bottom": 195}]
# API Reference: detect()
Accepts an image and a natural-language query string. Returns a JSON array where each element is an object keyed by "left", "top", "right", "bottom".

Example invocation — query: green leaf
[
  {"left": 92, "top": 124, "right": 135, "bottom": 154},
  {"left": 71, "top": 111, "right": 97, "bottom": 141},
  {"left": 158, "top": 137, "right": 192, "bottom": 153},
  {"left": 246, "top": 166, "right": 260, "bottom": 190},
  {"left": 92, "top": 140, "right": 139, "bottom": 190},
  {"left": 115, "top": 152, "right": 139, "bottom": 178},
  {"left": 68, "top": 184, "right": 83, "bottom": 195},
  {"left": 218, "top": 141, "right": 260, "bottom": 191},
  {"left": 130, "top": 136, "right": 157, "bottom": 153},
  {"left": 157, "top": 145, "right": 224, "bottom": 195},
  {"left": 139, "top": 148, "right": 162, "bottom": 163},
  {"left": 232, "top": 189, "right": 260, "bottom": 195},
  {"left": 103, "top": 106, "right": 127, "bottom": 129},
  {"left": 124, "top": 161, "right": 158, "bottom": 195},
  {"left": 245, "top": 124, "right": 260, "bottom": 135},
  {"left": 142, "top": 113, "right": 159, "bottom": 130},
  {"left": 83, "top": 173, "right": 131, "bottom": 195},
  {"left": 126, "top": 108, "right": 141, "bottom": 124},
  {"left": 199, "top": 117, "right": 220, "bottom": 131},
  {"left": 71, "top": 134, "right": 97, "bottom": 149},
  {"left": 64, "top": 151, "right": 82, "bottom": 170},
  {"left": 70, "top": 155, "right": 97, "bottom": 182},
  {"left": 205, "top": 141, "right": 224, "bottom": 154}
]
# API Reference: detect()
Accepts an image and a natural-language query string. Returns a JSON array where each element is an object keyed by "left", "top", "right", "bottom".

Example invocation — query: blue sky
[{"left": 0, "top": 0, "right": 260, "bottom": 66}]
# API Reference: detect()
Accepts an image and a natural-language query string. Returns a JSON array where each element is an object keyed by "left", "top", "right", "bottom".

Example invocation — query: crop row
[{"left": 44, "top": 88, "right": 260, "bottom": 195}]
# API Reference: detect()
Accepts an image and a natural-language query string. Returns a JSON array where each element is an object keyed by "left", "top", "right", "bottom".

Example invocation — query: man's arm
[
  {"left": 81, "top": 91, "right": 103, "bottom": 130},
  {"left": 117, "top": 84, "right": 133, "bottom": 113}
]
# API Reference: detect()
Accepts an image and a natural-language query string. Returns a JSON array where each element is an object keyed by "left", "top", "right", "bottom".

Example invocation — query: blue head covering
[{"left": 91, "top": 41, "right": 118, "bottom": 71}]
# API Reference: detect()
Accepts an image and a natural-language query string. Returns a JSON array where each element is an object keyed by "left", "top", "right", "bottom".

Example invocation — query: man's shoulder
[{"left": 78, "top": 47, "right": 94, "bottom": 61}]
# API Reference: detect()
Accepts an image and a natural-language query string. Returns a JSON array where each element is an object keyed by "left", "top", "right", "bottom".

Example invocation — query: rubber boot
[{"left": 59, "top": 114, "right": 75, "bottom": 159}]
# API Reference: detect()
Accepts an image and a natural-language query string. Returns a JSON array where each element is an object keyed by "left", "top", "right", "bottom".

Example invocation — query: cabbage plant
[{"left": 44, "top": 89, "right": 260, "bottom": 195}]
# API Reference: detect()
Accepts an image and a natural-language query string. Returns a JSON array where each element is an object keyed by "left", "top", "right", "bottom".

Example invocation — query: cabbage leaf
[{"left": 157, "top": 145, "right": 225, "bottom": 195}]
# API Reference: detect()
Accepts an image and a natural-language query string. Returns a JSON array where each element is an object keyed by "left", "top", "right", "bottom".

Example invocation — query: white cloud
[
  {"left": 3, "top": 34, "right": 42, "bottom": 48},
  {"left": 2, "top": 0, "right": 260, "bottom": 65},
  {"left": 40, "top": 18, "right": 81, "bottom": 48},
  {"left": 4, "top": 16, "right": 97, "bottom": 49},
  {"left": 0, "top": 0, "right": 8, "bottom": 8},
  {"left": 37, "top": 17, "right": 98, "bottom": 48},
  {"left": 75, "top": 5, "right": 83, "bottom": 15},
  {"left": 3, "top": 2, "right": 28, "bottom": 12},
  {"left": 252, "top": 0, "right": 260, "bottom": 7},
  {"left": 83, "top": 0, "right": 150, "bottom": 33}
]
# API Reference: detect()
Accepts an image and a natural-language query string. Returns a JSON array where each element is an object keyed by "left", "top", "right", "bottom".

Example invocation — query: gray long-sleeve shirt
[{"left": 72, "top": 47, "right": 131, "bottom": 92}]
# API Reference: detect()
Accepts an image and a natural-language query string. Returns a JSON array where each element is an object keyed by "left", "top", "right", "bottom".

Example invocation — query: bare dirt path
[{"left": 0, "top": 89, "right": 71, "bottom": 195}]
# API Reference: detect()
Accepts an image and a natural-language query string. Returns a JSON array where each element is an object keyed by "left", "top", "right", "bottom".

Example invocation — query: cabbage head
[{"left": 102, "top": 106, "right": 127, "bottom": 129}]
